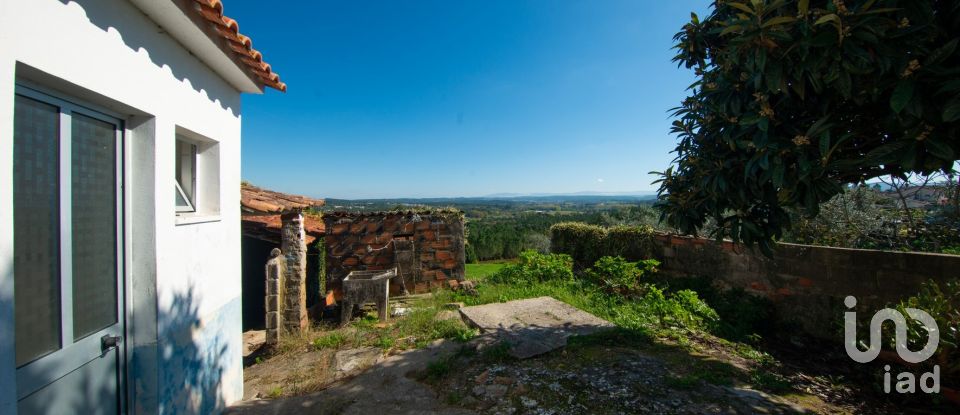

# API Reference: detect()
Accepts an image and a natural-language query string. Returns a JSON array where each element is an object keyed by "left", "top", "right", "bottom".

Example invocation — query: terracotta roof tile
[
  {"left": 241, "top": 183, "right": 324, "bottom": 214},
  {"left": 242, "top": 213, "right": 325, "bottom": 245},
  {"left": 191, "top": 0, "right": 286, "bottom": 92}
]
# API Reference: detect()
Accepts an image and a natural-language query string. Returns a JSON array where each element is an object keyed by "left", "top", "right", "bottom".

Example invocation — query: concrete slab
[
  {"left": 333, "top": 347, "right": 383, "bottom": 379},
  {"left": 458, "top": 296, "right": 615, "bottom": 359}
]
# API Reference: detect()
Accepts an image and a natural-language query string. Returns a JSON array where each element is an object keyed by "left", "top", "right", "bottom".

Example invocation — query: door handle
[{"left": 101, "top": 334, "right": 123, "bottom": 352}]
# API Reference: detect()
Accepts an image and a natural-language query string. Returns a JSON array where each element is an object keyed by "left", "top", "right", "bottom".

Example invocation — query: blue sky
[{"left": 228, "top": 1, "right": 711, "bottom": 199}]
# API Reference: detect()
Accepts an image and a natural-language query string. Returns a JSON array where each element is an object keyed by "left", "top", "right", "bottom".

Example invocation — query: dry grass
[{"left": 246, "top": 293, "right": 478, "bottom": 399}]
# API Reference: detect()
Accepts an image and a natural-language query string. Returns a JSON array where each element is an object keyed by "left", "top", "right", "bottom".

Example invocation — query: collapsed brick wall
[
  {"left": 652, "top": 233, "right": 960, "bottom": 340},
  {"left": 324, "top": 211, "right": 466, "bottom": 295}
]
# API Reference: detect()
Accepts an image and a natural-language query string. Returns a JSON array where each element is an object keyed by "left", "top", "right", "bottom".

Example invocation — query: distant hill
[
  {"left": 321, "top": 193, "right": 658, "bottom": 211},
  {"left": 483, "top": 191, "right": 657, "bottom": 198}
]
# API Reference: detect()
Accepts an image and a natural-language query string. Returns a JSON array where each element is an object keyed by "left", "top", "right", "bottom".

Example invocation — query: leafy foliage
[
  {"left": 550, "top": 222, "right": 658, "bottom": 269},
  {"left": 889, "top": 279, "right": 960, "bottom": 384},
  {"left": 943, "top": 246, "right": 960, "bottom": 255},
  {"left": 655, "top": 0, "right": 960, "bottom": 255},
  {"left": 584, "top": 256, "right": 660, "bottom": 297},
  {"left": 548, "top": 222, "right": 610, "bottom": 269},
  {"left": 653, "top": 276, "right": 776, "bottom": 341},
  {"left": 606, "top": 225, "right": 661, "bottom": 261},
  {"left": 644, "top": 286, "right": 720, "bottom": 329},
  {"left": 457, "top": 253, "right": 720, "bottom": 333},
  {"left": 785, "top": 185, "right": 898, "bottom": 248},
  {"left": 488, "top": 251, "right": 575, "bottom": 285},
  {"left": 785, "top": 183, "right": 960, "bottom": 251},
  {"left": 708, "top": 289, "right": 777, "bottom": 341}
]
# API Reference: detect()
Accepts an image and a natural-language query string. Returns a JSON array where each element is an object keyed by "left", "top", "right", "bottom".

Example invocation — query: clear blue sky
[{"left": 227, "top": 1, "right": 711, "bottom": 199}]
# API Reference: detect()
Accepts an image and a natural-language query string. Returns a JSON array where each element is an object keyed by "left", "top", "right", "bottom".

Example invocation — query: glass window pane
[
  {"left": 13, "top": 94, "right": 62, "bottom": 367},
  {"left": 175, "top": 139, "right": 195, "bottom": 203},
  {"left": 71, "top": 113, "right": 118, "bottom": 340},
  {"left": 175, "top": 183, "right": 194, "bottom": 211}
]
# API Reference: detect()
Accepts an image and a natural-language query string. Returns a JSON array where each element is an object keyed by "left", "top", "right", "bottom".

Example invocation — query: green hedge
[{"left": 549, "top": 222, "right": 658, "bottom": 269}]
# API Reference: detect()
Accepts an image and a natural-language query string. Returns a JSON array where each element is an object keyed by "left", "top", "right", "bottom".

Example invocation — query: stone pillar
[
  {"left": 264, "top": 248, "right": 284, "bottom": 345},
  {"left": 281, "top": 211, "right": 308, "bottom": 331}
]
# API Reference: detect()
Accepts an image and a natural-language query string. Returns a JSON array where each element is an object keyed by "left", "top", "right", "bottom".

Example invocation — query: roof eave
[{"left": 129, "top": 0, "right": 264, "bottom": 94}]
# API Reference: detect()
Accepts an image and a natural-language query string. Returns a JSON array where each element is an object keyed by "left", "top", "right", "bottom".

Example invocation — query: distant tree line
[{"left": 465, "top": 204, "right": 663, "bottom": 262}]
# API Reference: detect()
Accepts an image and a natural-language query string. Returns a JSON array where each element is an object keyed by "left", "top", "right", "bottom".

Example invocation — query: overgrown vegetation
[
  {"left": 487, "top": 251, "right": 574, "bottom": 285},
  {"left": 455, "top": 251, "right": 748, "bottom": 337},
  {"left": 270, "top": 297, "right": 478, "bottom": 360},
  {"left": 888, "top": 279, "right": 960, "bottom": 387},
  {"left": 652, "top": 276, "right": 777, "bottom": 342},
  {"left": 583, "top": 256, "right": 659, "bottom": 298},
  {"left": 435, "top": 255, "right": 810, "bottom": 401},
  {"left": 259, "top": 255, "right": 953, "bottom": 411},
  {"left": 462, "top": 251, "right": 782, "bottom": 351}
]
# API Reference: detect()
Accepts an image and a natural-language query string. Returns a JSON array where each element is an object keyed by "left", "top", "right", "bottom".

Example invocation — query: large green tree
[{"left": 655, "top": 0, "right": 960, "bottom": 254}]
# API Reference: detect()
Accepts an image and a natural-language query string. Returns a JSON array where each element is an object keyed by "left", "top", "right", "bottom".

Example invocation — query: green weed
[
  {"left": 488, "top": 251, "right": 574, "bottom": 285},
  {"left": 421, "top": 356, "right": 456, "bottom": 384},
  {"left": 750, "top": 369, "right": 792, "bottom": 393},
  {"left": 267, "top": 386, "right": 283, "bottom": 399},
  {"left": 480, "top": 341, "right": 516, "bottom": 363},
  {"left": 313, "top": 332, "right": 347, "bottom": 350},
  {"left": 375, "top": 335, "right": 396, "bottom": 349}
]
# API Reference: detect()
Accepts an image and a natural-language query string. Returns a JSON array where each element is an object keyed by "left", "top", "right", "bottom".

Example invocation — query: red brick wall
[
  {"left": 323, "top": 212, "right": 466, "bottom": 295},
  {"left": 652, "top": 233, "right": 960, "bottom": 339}
]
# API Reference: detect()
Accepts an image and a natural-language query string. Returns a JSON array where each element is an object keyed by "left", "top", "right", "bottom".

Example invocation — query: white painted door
[{"left": 12, "top": 86, "right": 126, "bottom": 415}]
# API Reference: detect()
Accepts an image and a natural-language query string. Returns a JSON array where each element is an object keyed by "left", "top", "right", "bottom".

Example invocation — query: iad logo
[{"left": 844, "top": 296, "right": 940, "bottom": 394}]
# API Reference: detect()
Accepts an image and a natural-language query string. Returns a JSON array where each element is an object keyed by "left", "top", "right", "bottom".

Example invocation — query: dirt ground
[{"left": 230, "top": 300, "right": 955, "bottom": 414}]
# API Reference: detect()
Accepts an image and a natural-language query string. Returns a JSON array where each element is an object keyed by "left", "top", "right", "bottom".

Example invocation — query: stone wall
[
  {"left": 264, "top": 249, "right": 284, "bottom": 345},
  {"left": 324, "top": 211, "right": 466, "bottom": 295},
  {"left": 652, "top": 234, "right": 960, "bottom": 339}
]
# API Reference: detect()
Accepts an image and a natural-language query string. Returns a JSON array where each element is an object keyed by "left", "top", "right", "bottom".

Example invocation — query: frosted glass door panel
[
  {"left": 71, "top": 113, "right": 119, "bottom": 340},
  {"left": 13, "top": 94, "right": 62, "bottom": 367}
]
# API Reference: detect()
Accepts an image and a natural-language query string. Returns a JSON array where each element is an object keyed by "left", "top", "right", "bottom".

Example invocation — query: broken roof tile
[{"left": 242, "top": 213, "right": 325, "bottom": 245}]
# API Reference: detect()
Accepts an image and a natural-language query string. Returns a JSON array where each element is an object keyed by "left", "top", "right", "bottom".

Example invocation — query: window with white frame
[
  {"left": 175, "top": 129, "right": 220, "bottom": 217},
  {"left": 175, "top": 138, "right": 197, "bottom": 212}
]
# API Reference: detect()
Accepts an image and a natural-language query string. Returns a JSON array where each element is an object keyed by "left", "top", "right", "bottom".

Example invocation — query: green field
[{"left": 464, "top": 261, "right": 509, "bottom": 281}]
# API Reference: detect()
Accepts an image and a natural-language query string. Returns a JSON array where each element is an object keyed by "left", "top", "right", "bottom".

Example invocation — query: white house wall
[{"left": 0, "top": 0, "right": 246, "bottom": 413}]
